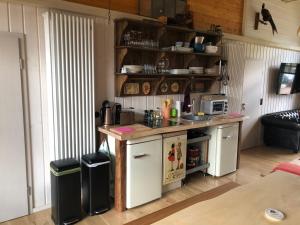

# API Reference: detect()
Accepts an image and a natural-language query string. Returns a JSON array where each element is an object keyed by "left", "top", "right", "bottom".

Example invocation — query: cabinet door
[
  {"left": 126, "top": 139, "right": 162, "bottom": 208},
  {"left": 216, "top": 125, "right": 239, "bottom": 176},
  {"left": 163, "top": 134, "right": 187, "bottom": 185},
  {"left": 152, "top": 0, "right": 165, "bottom": 18}
]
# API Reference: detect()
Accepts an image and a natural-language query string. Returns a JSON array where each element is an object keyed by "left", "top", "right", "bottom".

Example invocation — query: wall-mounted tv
[{"left": 277, "top": 63, "right": 300, "bottom": 95}]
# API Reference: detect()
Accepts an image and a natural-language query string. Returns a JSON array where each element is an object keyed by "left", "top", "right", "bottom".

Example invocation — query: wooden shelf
[
  {"left": 115, "top": 46, "right": 222, "bottom": 57},
  {"left": 187, "top": 135, "right": 211, "bottom": 144},
  {"left": 116, "top": 73, "right": 221, "bottom": 78},
  {"left": 186, "top": 162, "right": 210, "bottom": 175},
  {"left": 114, "top": 18, "right": 223, "bottom": 97},
  {"left": 114, "top": 18, "right": 223, "bottom": 37}
]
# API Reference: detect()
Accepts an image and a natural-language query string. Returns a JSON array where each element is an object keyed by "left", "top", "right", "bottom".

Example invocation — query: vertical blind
[{"left": 44, "top": 10, "right": 95, "bottom": 160}]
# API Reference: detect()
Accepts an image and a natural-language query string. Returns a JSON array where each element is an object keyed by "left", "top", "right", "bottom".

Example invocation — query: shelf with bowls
[
  {"left": 114, "top": 18, "right": 223, "bottom": 97},
  {"left": 115, "top": 46, "right": 221, "bottom": 57}
]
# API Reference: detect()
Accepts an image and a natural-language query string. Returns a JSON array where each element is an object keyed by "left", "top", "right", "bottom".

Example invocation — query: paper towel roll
[{"left": 176, "top": 101, "right": 181, "bottom": 118}]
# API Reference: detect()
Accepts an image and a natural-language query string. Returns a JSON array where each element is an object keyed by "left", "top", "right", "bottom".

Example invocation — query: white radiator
[{"left": 44, "top": 10, "right": 95, "bottom": 160}]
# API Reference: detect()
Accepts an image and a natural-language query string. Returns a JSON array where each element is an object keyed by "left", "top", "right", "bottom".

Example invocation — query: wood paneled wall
[
  {"left": 187, "top": 0, "right": 244, "bottom": 35},
  {"left": 65, "top": 0, "right": 244, "bottom": 35},
  {"left": 65, "top": 0, "right": 138, "bottom": 14}
]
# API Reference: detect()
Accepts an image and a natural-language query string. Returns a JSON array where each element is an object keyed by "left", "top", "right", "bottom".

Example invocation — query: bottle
[{"left": 171, "top": 107, "right": 177, "bottom": 118}]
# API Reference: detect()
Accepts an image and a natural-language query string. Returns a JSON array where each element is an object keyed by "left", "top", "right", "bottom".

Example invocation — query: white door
[
  {"left": 163, "top": 134, "right": 187, "bottom": 185},
  {"left": 241, "top": 59, "right": 264, "bottom": 149},
  {"left": 126, "top": 136, "right": 162, "bottom": 208},
  {"left": 0, "top": 34, "right": 28, "bottom": 222},
  {"left": 216, "top": 124, "right": 239, "bottom": 176}
]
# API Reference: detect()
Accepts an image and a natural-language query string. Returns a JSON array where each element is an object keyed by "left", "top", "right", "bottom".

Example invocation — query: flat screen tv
[{"left": 277, "top": 63, "right": 300, "bottom": 95}]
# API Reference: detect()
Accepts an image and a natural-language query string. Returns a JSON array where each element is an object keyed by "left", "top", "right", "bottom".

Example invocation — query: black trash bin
[
  {"left": 81, "top": 152, "right": 110, "bottom": 215},
  {"left": 50, "top": 158, "right": 81, "bottom": 225}
]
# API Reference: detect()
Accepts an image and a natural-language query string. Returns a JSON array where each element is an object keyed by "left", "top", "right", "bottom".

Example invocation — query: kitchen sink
[{"left": 181, "top": 115, "right": 211, "bottom": 121}]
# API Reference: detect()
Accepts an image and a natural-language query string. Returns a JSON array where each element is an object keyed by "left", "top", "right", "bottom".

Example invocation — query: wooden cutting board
[{"left": 109, "top": 124, "right": 152, "bottom": 135}]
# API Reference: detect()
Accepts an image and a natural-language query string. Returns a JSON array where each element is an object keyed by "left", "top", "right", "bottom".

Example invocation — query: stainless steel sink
[{"left": 181, "top": 115, "right": 211, "bottom": 121}]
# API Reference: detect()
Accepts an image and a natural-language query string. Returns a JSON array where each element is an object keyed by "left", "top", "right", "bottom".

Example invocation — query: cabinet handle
[
  {"left": 222, "top": 136, "right": 232, "bottom": 139},
  {"left": 133, "top": 153, "right": 149, "bottom": 159}
]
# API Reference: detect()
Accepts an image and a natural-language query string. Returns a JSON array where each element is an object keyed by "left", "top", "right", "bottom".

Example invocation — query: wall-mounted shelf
[
  {"left": 115, "top": 46, "right": 222, "bottom": 57},
  {"left": 114, "top": 18, "right": 223, "bottom": 97}
]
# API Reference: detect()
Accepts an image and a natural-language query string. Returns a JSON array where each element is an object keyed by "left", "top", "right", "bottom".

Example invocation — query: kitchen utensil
[
  {"left": 170, "top": 69, "right": 189, "bottom": 75},
  {"left": 195, "top": 36, "right": 205, "bottom": 44},
  {"left": 100, "top": 101, "right": 122, "bottom": 126},
  {"left": 124, "top": 83, "right": 139, "bottom": 95},
  {"left": 162, "top": 98, "right": 172, "bottom": 119},
  {"left": 194, "top": 43, "right": 205, "bottom": 53},
  {"left": 175, "top": 101, "right": 182, "bottom": 118},
  {"left": 205, "top": 45, "right": 218, "bottom": 54},
  {"left": 120, "top": 110, "right": 135, "bottom": 125}
]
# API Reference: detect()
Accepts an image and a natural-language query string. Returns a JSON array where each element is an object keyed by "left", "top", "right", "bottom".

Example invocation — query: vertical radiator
[{"left": 44, "top": 10, "right": 95, "bottom": 160}]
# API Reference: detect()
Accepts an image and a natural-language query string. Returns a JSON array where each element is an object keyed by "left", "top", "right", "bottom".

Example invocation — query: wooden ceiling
[{"left": 65, "top": 0, "right": 244, "bottom": 35}]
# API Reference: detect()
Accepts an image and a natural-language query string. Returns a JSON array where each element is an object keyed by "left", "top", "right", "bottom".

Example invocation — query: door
[
  {"left": 0, "top": 34, "right": 28, "bottom": 222},
  {"left": 163, "top": 134, "right": 187, "bottom": 185},
  {"left": 216, "top": 124, "right": 239, "bottom": 176},
  {"left": 126, "top": 137, "right": 162, "bottom": 208},
  {"left": 241, "top": 59, "right": 264, "bottom": 149}
]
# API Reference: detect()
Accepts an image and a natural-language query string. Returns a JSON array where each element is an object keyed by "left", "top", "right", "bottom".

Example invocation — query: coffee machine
[{"left": 100, "top": 101, "right": 121, "bottom": 127}]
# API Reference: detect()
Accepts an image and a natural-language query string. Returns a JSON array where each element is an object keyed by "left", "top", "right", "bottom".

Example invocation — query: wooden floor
[{"left": 3, "top": 146, "right": 300, "bottom": 225}]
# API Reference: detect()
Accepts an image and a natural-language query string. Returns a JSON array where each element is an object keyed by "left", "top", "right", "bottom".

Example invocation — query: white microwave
[{"left": 200, "top": 97, "right": 228, "bottom": 115}]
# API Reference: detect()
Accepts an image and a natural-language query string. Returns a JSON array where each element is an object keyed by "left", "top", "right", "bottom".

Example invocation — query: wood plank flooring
[{"left": 3, "top": 146, "right": 300, "bottom": 225}]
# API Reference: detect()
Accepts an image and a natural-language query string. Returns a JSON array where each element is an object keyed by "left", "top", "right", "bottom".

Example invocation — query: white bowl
[{"left": 205, "top": 45, "right": 218, "bottom": 54}]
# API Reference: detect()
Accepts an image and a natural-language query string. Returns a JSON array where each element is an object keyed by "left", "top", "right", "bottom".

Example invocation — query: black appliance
[
  {"left": 81, "top": 152, "right": 111, "bottom": 215},
  {"left": 100, "top": 100, "right": 121, "bottom": 126},
  {"left": 277, "top": 63, "right": 300, "bottom": 95},
  {"left": 50, "top": 159, "right": 81, "bottom": 225},
  {"left": 291, "top": 63, "right": 300, "bottom": 93}
]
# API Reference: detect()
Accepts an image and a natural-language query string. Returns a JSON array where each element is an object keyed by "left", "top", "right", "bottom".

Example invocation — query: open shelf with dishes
[{"left": 114, "top": 18, "right": 223, "bottom": 97}]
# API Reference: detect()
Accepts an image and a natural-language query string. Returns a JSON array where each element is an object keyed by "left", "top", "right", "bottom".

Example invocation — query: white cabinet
[
  {"left": 208, "top": 123, "right": 239, "bottom": 177},
  {"left": 126, "top": 135, "right": 162, "bottom": 208}
]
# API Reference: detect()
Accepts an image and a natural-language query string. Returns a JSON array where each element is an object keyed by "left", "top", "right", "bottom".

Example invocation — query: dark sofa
[{"left": 261, "top": 109, "right": 300, "bottom": 153}]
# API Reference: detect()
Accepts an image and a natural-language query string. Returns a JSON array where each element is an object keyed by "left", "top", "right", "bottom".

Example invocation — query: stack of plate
[
  {"left": 205, "top": 66, "right": 219, "bottom": 75},
  {"left": 170, "top": 69, "right": 189, "bottom": 75},
  {"left": 121, "top": 65, "right": 143, "bottom": 74},
  {"left": 189, "top": 67, "right": 204, "bottom": 74}
]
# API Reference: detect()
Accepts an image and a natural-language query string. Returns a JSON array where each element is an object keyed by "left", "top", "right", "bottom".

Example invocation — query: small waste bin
[
  {"left": 81, "top": 152, "right": 110, "bottom": 215},
  {"left": 50, "top": 158, "right": 81, "bottom": 225}
]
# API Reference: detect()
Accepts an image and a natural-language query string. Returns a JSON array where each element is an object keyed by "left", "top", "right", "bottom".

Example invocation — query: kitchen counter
[
  {"left": 98, "top": 115, "right": 244, "bottom": 141},
  {"left": 97, "top": 115, "right": 244, "bottom": 212}
]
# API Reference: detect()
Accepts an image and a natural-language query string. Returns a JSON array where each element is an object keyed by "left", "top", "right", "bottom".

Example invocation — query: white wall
[
  {"left": 223, "top": 39, "right": 300, "bottom": 114},
  {"left": 1, "top": 0, "right": 300, "bottom": 212},
  {"left": 243, "top": 0, "right": 300, "bottom": 47}
]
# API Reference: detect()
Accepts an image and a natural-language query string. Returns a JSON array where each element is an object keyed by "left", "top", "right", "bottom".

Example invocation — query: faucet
[{"left": 188, "top": 98, "right": 195, "bottom": 115}]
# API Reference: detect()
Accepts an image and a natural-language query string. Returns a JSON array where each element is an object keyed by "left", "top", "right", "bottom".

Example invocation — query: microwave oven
[{"left": 200, "top": 95, "right": 228, "bottom": 115}]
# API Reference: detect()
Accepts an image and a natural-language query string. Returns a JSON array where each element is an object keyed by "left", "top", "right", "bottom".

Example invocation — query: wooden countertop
[{"left": 98, "top": 115, "right": 244, "bottom": 140}]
